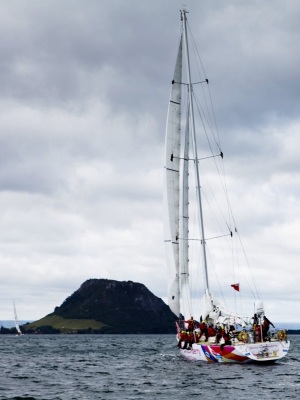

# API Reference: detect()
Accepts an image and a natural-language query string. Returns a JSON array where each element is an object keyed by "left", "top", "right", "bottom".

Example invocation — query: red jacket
[
  {"left": 199, "top": 322, "right": 207, "bottom": 332},
  {"left": 185, "top": 319, "right": 195, "bottom": 331},
  {"left": 179, "top": 331, "right": 187, "bottom": 341},
  {"left": 207, "top": 327, "right": 216, "bottom": 337}
]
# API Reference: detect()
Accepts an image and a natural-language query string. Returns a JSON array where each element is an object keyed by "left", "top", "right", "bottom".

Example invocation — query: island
[{"left": 13, "top": 279, "right": 178, "bottom": 334}]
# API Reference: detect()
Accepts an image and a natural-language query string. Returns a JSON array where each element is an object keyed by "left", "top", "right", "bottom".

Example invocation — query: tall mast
[{"left": 182, "top": 9, "right": 210, "bottom": 293}]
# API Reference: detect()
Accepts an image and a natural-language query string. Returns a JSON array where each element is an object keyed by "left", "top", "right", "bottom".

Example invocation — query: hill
[{"left": 23, "top": 279, "right": 177, "bottom": 334}]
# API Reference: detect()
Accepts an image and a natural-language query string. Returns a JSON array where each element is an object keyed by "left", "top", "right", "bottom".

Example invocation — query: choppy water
[{"left": 0, "top": 334, "right": 299, "bottom": 399}]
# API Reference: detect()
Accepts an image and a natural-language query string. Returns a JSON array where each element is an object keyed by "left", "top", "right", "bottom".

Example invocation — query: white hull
[{"left": 179, "top": 340, "right": 290, "bottom": 363}]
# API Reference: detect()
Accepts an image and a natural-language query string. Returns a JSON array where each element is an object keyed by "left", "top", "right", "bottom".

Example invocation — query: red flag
[{"left": 231, "top": 283, "right": 240, "bottom": 292}]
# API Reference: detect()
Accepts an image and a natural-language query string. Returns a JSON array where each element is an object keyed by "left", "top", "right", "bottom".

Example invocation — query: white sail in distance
[{"left": 14, "top": 301, "right": 22, "bottom": 335}]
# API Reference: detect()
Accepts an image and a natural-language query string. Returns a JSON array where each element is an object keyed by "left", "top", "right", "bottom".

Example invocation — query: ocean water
[{"left": 0, "top": 334, "right": 299, "bottom": 400}]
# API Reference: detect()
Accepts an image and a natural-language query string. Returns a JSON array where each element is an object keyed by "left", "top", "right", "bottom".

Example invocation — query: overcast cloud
[{"left": 0, "top": 0, "right": 299, "bottom": 323}]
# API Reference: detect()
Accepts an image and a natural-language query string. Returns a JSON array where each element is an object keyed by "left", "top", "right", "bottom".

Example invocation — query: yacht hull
[{"left": 180, "top": 340, "right": 290, "bottom": 363}]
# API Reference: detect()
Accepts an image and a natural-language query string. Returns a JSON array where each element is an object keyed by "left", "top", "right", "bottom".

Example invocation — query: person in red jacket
[
  {"left": 207, "top": 325, "right": 216, "bottom": 339},
  {"left": 199, "top": 320, "right": 208, "bottom": 341},
  {"left": 186, "top": 331, "right": 194, "bottom": 349},
  {"left": 194, "top": 330, "right": 200, "bottom": 343},
  {"left": 216, "top": 325, "right": 224, "bottom": 344},
  {"left": 220, "top": 330, "right": 232, "bottom": 350},
  {"left": 255, "top": 325, "right": 262, "bottom": 342},
  {"left": 177, "top": 330, "right": 188, "bottom": 349},
  {"left": 185, "top": 317, "right": 195, "bottom": 332},
  {"left": 262, "top": 316, "right": 275, "bottom": 341}
]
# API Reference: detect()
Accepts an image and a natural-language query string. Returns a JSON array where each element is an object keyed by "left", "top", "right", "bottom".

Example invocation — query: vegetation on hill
[{"left": 24, "top": 315, "right": 106, "bottom": 334}]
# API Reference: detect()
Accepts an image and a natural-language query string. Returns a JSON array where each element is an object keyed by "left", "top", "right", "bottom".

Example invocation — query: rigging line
[
  {"left": 201, "top": 168, "right": 258, "bottom": 300},
  {"left": 192, "top": 87, "right": 219, "bottom": 173},
  {"left": 207, "top": 84, "right": 222, "bottom": 150},
  {"left": 217, "top": 159, "right": 261, "bottom": 299},
  {"left": 187, "top": 20, "right": 222, "bottom": 153},
  {"left": 185, "top": 21, "right": 221, "bottom": 155},
  {"left": 194, "top": 145, "right": 227, "bottom": 240},
  {"left": 201, "top": 186, "right": 235, "bottom": 265},
  {"left": 185, "top": 21, "right": 218, "bottom": 150},
  {"left": 204, "top": 139, "right": 259, "bottom": 300},
  {"left": 192, "top": 90, "right": 222, "bottom": 175},
  {"left": 189, "top": 65, "right": 232, "bottom": 236},
  {"left": 192, "top": 85, "right": 221, "bottom": 153},
  {"left": 192, "top": 98, "right": 256, "bottom": 300},
  {"left": 193, "top": 92, "right": 222, "bottom": 166},
  {"left": 193, "top": 181, "right": 232, "bottom": 293},
  {"left": 194, "top": 104, "right": 233, "bottom": 237},
  {"left": 185, "top": 18, "right": 261, "bottom": 306},
  {"left": 229, "top": 225, "right": 257, "bottom": 300},
  {"left": 234, "top": 227, "right": 261, "bottom": 299},
  {"left": 199, "top": 162, "right": 232, "bottom": 237},
  {"left": 188, "top": 22, "right": 261, "bottom": 301},
  {"left": 187, "top": 19, "right": 233, "bottom": 237},
  {"left": 214, "top": 147, "right": 261, "bottom": 298},
  {"left": 200, "top": 176, "right": 254, "bottom": 308},
  {"left": 206, "top": 245, "right": 227, "bottom": 308}
]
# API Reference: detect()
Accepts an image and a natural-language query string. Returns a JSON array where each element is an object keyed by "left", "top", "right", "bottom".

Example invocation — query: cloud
[{"left": 0, "top": 0, "right": 299, "bottom": 325}]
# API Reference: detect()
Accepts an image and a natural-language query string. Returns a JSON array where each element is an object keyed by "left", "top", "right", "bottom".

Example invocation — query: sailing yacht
[
  {"left": 164, "top": 9, "right": 290, "bottom": 363},
  {"left": 14, "top": 302, "right": 23, "bottom": 336}
]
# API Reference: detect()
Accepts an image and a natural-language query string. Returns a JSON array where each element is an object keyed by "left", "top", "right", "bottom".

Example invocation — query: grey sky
[{"left": 0, "top": 0, "right": 299, "bottom": 322}]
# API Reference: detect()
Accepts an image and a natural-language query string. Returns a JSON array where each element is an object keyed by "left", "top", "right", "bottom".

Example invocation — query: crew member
[
  {"left": 220, "top": 329, "right": 232, "bottom": 350},
  {"left": 185, "top": 316, "right": 195, "bottom": 332},
  {"left": 207, "top": 325, "right": 216, "bottom": 339},
  {"left": 255, "top": 324, "right": 262, "bottom": 342},
  {"left": 199, "top": 320, "right": 208, "bottom": 341},
  {"left": 186, "top": 331, "right": 194, "bottom": 349},
  {"left": 252, "top": 313, "right": 259, "bottom": 330},
  {"left": 262, "top": 316, "right": 275, "bottom": 341},
  {"left": 216, "top": 325, "right": 224, "bottom": 344},
  {"left": 178, "top": 330, "right": 187, "bottom": 349}
]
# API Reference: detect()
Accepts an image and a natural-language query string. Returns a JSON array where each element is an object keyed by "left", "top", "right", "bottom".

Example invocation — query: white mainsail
[{"left": 164, "top": 37, "right": 182, "bottom": 317}]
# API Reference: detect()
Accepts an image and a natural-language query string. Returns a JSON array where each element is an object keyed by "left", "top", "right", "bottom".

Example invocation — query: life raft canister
[
  {"left": 238, "top": 331, "right": 249, "bottom": 342},
  {"left": 277, "top": 330, "right": 287, "bottom": 341}
]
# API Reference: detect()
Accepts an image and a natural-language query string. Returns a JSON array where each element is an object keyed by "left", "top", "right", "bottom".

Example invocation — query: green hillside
[{"left": 24, "top": 314, "right": 106, "bottom": 334}]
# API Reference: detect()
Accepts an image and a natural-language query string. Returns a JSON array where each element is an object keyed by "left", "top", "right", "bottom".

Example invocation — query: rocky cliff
[{"left": 24, "top": 279, "right": 177, "bottom": 334}]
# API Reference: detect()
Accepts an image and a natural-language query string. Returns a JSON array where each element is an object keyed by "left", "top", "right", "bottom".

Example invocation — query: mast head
[
  {"left": 180, "top": 6, "right": 189, "bottom": 20},
  {"left": 181, "top": 5, "right": 189, "bottom": 13}
]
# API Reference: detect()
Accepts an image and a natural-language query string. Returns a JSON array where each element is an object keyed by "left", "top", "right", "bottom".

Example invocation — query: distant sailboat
[{"left": 13, "top": 302, "right": 23, "bottom": 336}]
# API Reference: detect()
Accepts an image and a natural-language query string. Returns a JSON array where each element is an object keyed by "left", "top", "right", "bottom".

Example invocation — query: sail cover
[{"left": 164, "top": 37, "right": 182, "bottom": 317}]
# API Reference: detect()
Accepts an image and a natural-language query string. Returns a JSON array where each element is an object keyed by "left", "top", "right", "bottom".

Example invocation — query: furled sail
[
  {"left": 179, "top": 104, "right": 192, "bottom": 320},
  {"left": 164, "top": 37, "right": 182, "bottom": 317}
]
